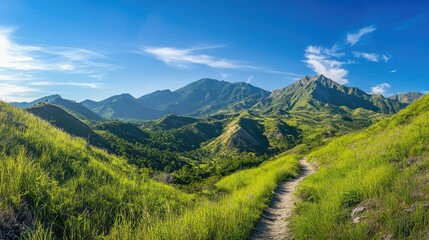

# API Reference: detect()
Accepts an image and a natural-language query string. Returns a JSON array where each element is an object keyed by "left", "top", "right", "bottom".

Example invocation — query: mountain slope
[
  {"left": 388, "top": 91, "right": 423, "bottom": 103},
  {"left": 27, "top": 104, "right": 109, "bottom": 149},
  {"left": 292, "top": 93, "right": 429, "bottom": 239},
  {"left": 206, "top": 112, "right": 301, "bottom": 154},
  {"left": 137, "top": 89, "right": 178, "bottom": 110}
]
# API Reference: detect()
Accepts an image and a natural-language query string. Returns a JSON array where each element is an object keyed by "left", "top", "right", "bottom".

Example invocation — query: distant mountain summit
[
  {"left": 262, "top": 74, "right": 406, "bottom": 114},
  {"left": 138, "top": 78, "right": 270, "bottom": 116},
  {"left": 388, "top": 92, "right": 423, "bottom": 104}
]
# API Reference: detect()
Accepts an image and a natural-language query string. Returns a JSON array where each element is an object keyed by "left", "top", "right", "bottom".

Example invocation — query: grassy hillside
[
  {"left": 0, "top": 101, "right": 193, "bottom": 239},
  {"left": 206, "top": 111, "right": 301, "bottom": 154},
  {"left": 291, "top": 94, "right": 429, "bottom": 239},
  {"left": 27, "top": 104, "right": 110, "bottom": 150}
]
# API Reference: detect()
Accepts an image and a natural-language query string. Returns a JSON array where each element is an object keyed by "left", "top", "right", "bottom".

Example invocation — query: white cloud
[
  {"left": 353, "top": 52, "right": 390, "bottom": 62},
  {"left": 390, "top": 69, "right": 397, "bottom": 73},
  {"left": 140, "top": 45, "right": 298, "bottom": 76},
  {"left": 246, "top": 75, "right": 254, "bottom": 83},
  {"left": 346, "top": 25, "right": 376, "bottom": 45},
  {"left": 371, "top": 83, "right": 391, "bottom": 94},
  {"left": 141, "top": 46, "right": 247, "bottom": 69},
  {"left": 304, "top": 45, "right": 349, "bottom": 84}
]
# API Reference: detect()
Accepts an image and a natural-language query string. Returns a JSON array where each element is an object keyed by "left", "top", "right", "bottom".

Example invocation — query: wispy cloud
[
  {"left": 346, "top": 25, "right": 376, "bottom": 45},
  {"left": 246, "top": 75, "right": 254, "bottom": 83},
  {"left": 0, "top": 26, "right": 113, "bottom": 100},
  {"left": 0, "top": 71, "right": 33, "bottom": 81},
  {"left": 139, "top": 45, "right": 298, "bottom": 76},
  {"left": 353, "top": 52, "right": 390, "bottom": 62},
  {"left": 141, "top": 45, "right": 248, "bottom": 69},
  {"left": 390, "top": 69, "right": 397, "bottom": 73},
  {"left": 304, "top": 45, "right": 349, "bottom": 84},
  {"left": 371, "top": 83, "right": 391, "bottom": 94}
]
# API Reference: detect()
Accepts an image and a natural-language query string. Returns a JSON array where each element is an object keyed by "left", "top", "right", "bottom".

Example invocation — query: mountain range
[{"left": 12, "top": 75, "right": 423, "bottom": 121}]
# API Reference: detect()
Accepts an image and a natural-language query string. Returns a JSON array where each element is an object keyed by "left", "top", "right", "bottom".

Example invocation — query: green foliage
[{"left": 340, "top": 190, "right": 362, "bottom": 208}]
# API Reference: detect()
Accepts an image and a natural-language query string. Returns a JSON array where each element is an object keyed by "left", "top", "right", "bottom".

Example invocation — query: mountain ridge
[{"left": 12, "top": 75, "right": 422, "bottom": 121}]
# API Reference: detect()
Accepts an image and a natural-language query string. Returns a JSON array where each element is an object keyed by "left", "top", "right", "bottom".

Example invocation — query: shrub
[{"left": 340, "top": 190, "right": 362, "bottom": 208}]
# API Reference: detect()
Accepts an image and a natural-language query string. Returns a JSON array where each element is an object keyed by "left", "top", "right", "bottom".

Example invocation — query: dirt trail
[{"left": 249, "top": 158, "right": 316, "bottom": 240}]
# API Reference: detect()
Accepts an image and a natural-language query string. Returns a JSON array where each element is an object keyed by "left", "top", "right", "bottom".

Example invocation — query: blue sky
[{"left": 0, "top": 0, "right": 428, "bottom": 101}]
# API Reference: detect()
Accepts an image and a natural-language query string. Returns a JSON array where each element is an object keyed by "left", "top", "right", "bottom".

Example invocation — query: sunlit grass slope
[
  {"left": 291, "top": 94, "right": 429, "bottom": 239},
  {"left": 0, "top": 102, "right": 193, "bottom": 239},
  {"left": 108, "top": 154, "right": 300, "bottom": 239}
]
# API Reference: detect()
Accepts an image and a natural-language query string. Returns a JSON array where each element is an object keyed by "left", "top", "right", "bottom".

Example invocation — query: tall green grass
[
  {"left": 291, "top": 95, "right": 429, "bottom": 239},
  {"left": 108, "top": 154, "right": 300, "bottom": 239}
]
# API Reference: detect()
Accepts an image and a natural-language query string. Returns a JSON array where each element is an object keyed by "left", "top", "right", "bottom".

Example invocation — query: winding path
[{"left": 250, "top": 158, "right": 316, "bottom": 240}]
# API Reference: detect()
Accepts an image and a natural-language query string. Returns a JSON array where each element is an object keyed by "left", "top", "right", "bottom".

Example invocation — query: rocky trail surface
[{"left": 250, "top": 158, "right": 316, "bottom": 240}]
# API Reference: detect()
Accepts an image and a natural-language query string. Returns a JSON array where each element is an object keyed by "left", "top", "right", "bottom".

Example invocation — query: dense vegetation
[{"left": 291, "top": 94, "right": 429, "bottom": 239}]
